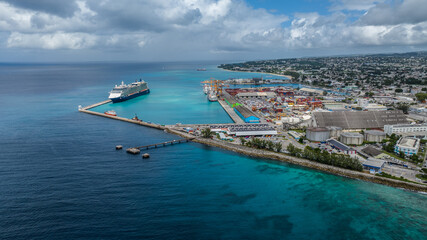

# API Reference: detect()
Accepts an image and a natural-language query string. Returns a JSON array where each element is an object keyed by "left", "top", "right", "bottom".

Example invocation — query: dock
[
  {"left": 78, "top": 100, "right": 166, "bottom": 130},
  {"left": 133, "top": 138, "right": 193, "bottom": 150},
  {"left": 218, "top": 99, "right": 244, "bottom": 124}
]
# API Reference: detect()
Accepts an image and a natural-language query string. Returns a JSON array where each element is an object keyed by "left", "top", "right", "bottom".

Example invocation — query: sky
[{"left": 0, "top": 0, "right": 427, "bottom": 62}]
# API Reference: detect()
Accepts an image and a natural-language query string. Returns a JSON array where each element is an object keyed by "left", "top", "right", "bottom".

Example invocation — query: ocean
[{"left": 0, "top": 62, "right": 426, "bottom": 239}]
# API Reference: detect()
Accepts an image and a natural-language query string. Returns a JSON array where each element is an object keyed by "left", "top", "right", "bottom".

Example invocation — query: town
[{"left": 179, "top": 52, "right": 427, "bottom": 184}]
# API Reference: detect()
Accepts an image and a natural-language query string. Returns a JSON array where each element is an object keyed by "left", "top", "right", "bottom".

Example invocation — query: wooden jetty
[{"left": 133, "top": 138, "right": 193, "bottom": 150}]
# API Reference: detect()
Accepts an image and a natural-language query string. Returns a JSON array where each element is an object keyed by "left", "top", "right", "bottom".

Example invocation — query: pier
[
  {"left": 218, "top": 99, "right": 244, "bottom": 124},
  {"left": 78, "top": 100, "right": 166, "bottom": 130},
  {"left": 133, "top": 138, "right": 193, "bottom": 150}
]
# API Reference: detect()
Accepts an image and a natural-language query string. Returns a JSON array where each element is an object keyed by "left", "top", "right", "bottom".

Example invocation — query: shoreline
[
  {"left": 166, "top": 128, "right": 427, "bottom": 193},
  {"left": 79, "top": 100, "right": 427, "bottom": 193},
  {"left": 220, "top": 68, "right": 294, "bottom": 80}
]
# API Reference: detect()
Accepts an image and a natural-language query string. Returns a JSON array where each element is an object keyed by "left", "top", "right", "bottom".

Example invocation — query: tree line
[
  {"left": 286, "top": 144, "right": 363, "bottom": 171},
  {"left": 241, "top": 138, "right": 282, "bottom": 153}
]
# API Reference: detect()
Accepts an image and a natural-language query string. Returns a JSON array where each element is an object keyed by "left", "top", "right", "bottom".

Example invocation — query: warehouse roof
[
  {"left": 313, "top": 110, "right": 408, "bottom": 129},
  {"left": 235, "top": 105, "right": 257, "bottom": 119},
  {"left": 361, "top": 158, "right": 385, "bottom": 169},
  {"left": 361, "top": 146, "right": 383, "bottom": 157},
  {"left": 327, "top": 139, "right": 352, "bottom": 151}
]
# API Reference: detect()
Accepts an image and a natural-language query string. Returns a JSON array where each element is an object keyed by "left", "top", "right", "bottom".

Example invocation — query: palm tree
[{"left": 201, "top": 128, "right": 214, "bottom": 138}]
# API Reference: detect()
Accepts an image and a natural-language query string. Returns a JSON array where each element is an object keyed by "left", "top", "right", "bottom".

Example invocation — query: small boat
[
  {"left": 197, "top": 68, "right": 207, "bottom": 71},
  {"left": 104, "top": 110, "right": 117, "bottom": 116},
  {"left": 132, "top": 114, "right": 142, "bottom": 122}
]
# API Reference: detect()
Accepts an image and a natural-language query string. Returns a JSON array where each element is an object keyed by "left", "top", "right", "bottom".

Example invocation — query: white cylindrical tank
[
  {"left": 306, "top": 127, "right": 330, "bottom": 142},
  {"left": 364, "top": 130, "right": 386, "bottom": 142},
  {"left": 340, "top": 132, "right": 364, "bottom": 145},
  {"left": 327, "top": 126, "right": 343, "bottom": 138}
]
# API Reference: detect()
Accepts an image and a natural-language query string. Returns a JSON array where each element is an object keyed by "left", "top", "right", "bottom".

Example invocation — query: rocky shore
[{"left": 166, "top": 128, "right": 427, "bottom": 193}]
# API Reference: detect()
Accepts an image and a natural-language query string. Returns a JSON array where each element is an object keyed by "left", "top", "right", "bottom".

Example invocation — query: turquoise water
[
  {"left": 0, "top": 62, "right": 426, "bottom": 239},
  {"left": 92, "top": 65, "right": 289, "bottom": 124}
]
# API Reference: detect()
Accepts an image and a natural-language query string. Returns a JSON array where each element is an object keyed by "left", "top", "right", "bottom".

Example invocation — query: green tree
[
  {"left": 201, "top": 128, "right": 214, "bottom": 138},
  {"left": 395, "top": 88, "right": 403, "bottom": 93},
  {"left": 415, "top": 93, "right": 427, "bottom": 102},
  {"left": 275, "top": 142, "right": 282, "bottom": 152},
  {"left": 396, "top": 103, "right": 409, "bottom": 114}
]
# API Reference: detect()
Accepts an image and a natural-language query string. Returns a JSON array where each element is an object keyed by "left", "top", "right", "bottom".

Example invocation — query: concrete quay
[
  {"left": 78, "top": 100, "right": 166, "bottom": 130},
  {"left": 218, "top": 99, "right": 244, "bottom": 124}
]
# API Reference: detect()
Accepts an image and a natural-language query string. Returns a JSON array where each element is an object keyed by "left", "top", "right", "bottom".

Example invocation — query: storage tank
[
  {"left": 340, "top": 132, "right": 364, "bottom": 145},
  {"left": 327, "top": 126, "right": 343, "bottom": 138},
  {"left": 306, "top": 127, "right": 330, "bottom": 142},
  {"left": 364, "top": 130, "right": 386, "bottom": 142}
]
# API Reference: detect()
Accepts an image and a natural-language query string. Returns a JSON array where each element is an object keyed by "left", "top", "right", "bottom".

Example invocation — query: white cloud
[
  {"left": 7, "top": 32, "right": 97, "bottom": 49},
  {"left": 0, "top": 0, "right": 426, "bottom": 60},
  {"left": 330, "top": 0, "right": 386, "bottom": 11},
  {"left": 360, "top": 0, "right": 427, "bottom": 25}
]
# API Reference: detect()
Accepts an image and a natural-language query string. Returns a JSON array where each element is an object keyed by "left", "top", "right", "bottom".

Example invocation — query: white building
[
  {"left": 384, "top": 124, "right": 427, "bottom": 135},
  {"left": 364, "top": 103, "right": 387, "bottom": 111},
  {"left": 394, "top": 137, "right": 420, "bottom": 156}
]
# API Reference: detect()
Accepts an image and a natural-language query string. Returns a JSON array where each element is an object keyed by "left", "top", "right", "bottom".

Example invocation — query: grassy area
[
  {"left": 381, "top": 151, "right": 407, "bottom": 162},
  {"left": 289, "top": 129, "right": 305, "bottom": 133},
  {"left": 376, "top": 172, "right": 423, "bottom": 185}
]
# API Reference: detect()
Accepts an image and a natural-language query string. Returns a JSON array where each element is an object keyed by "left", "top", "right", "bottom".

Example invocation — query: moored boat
[
  {"left": 104, "top": 110, "right": 117, "bottom": 116},
  {"left": 208, "top": 91, "right": 218, "bottom": 102}
]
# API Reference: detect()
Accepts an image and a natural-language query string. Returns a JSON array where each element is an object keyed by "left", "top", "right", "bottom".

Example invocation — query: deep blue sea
[{"left": 0, "top": 62, "right": 426, "bottom": 240}]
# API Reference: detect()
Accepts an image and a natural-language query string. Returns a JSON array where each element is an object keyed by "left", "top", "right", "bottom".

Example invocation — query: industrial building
[
  {"left": 364, "top": 130, "right": 386, "bottom": 142},
  {"left": 360, "top": 146, "right": 383, "bottom": 158},
  {"left": 326, "top": 139, "right": 357, "bottom": 155},
  {"left": 288, "top": 131, "right": 303, "bottom": 140},
  {"left": 361, "top": 158, "right": 386, "bottom": 173},
  {"left": 340, "top": 132, "right": 364, "bottom": 145},
  {"left": 394, "top": 137, "right": 420, "bottom": 156},
  {"left": 384, "top": 123, "right": 427, "bottom": 135},
  {"left": 306, "top": 127, "right": 330, "bottom": 142},
  {"left": 209, "top": 124, "right": 277, "bottom": 137},
  {"left": 311, "top": 110, "right": 408, "bottom": 129},
  {"left": 234, "top": 105, "right": 260, "bottom": 123},
  {"left": 236, "top": 92, "right": 277, "bottom": 99}
]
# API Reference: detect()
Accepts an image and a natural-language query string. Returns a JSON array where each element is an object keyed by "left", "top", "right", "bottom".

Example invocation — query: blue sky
[{"left": 0, "top": 0, "right": 426, "bottom": 62}]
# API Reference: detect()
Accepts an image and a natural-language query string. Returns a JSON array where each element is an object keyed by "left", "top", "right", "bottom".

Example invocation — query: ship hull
[{"left": 110, "top": 89, "right": 150, "bottom": 103}]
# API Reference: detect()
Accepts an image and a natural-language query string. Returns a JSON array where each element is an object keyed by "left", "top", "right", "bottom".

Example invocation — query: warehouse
[
  {"left": 306, "top": 127, "right": 330, "bottom": 142},
  {"left": 228, "top": 124, "right": 277, "bottom": 137},
  {"left": 360, "top": 146, "right": 383, "bottom": 158},
  {"left": 326, "top": 139, "right": 357, "bottom": 155},
  {"left": 340, "top": 132, "right": 364, "bottom": 145},
  {"left": 236, "top": 92, "right": 277, "bottom": 99},
  {"left": 364, "top": 130, "right": 386, "bottom": 142},
  {"left": 311, "top": 110, "right": 408, "bottom": 129},
  {"left": 234, "top": 105, "right": 260, "bottom": 123},
  {"left": 361, "top": 158, "right": 386, "bottom": 173}
]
